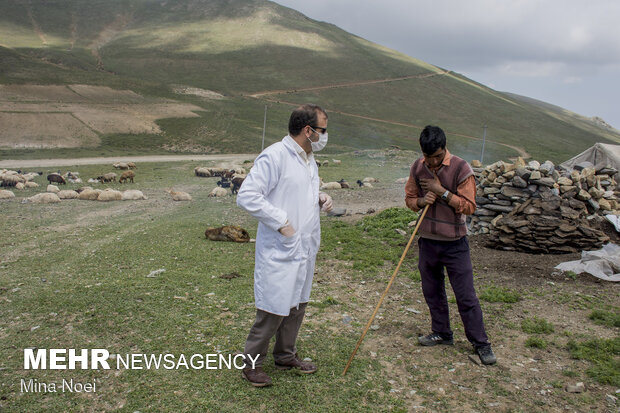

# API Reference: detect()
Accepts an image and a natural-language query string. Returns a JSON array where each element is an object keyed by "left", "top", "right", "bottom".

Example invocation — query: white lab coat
[{"left": 237, "top": 136, "right": 321, "bottom": 316}]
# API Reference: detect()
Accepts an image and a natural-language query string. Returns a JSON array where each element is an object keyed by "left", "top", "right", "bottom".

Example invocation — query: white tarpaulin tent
[{"left": 560, "top": 143, "right": 620, "bottom": 185}]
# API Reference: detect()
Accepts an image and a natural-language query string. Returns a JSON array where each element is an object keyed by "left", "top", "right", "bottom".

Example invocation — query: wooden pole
[{"left": 342, "top": 205, "right": 429, "bottom": 376}]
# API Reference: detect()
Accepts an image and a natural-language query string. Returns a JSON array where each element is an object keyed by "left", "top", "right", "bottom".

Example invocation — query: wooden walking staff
[{"left": 342, "top": 204, "right": 430, "bottom": 376}]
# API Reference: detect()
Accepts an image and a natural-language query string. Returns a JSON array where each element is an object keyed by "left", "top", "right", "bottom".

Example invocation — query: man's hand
[
  {"left": 319, "top": 192, "right": 333, "bottom": 212},
  {"left": 419, "top": 172, "right": 445, "bottom": 195},
  {"left": 421, "top": 191, "right": 437, "bottom": 207},
  {"left": 279, "top": 222, "right": 296, "bottom": 237}
]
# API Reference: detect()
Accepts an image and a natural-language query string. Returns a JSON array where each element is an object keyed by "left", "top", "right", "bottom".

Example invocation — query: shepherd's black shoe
[
  {"left": 476, "top": 345, "right": 497, "bottom": 365},
  {"left": 418, "top": 333, "right": 454, "bottom": 346}
]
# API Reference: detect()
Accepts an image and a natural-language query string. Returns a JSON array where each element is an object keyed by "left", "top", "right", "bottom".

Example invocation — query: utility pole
[
  {"left": 480, "top": 124, "right": 487, "bottom": 164},
  {"left": 261, "top": 104, "right": 267, "bottom": 152}
]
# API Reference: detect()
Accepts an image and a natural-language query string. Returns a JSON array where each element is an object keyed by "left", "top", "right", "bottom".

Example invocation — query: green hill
[{"left": 1, "top": 0, "right": 619, "bottom": 162}]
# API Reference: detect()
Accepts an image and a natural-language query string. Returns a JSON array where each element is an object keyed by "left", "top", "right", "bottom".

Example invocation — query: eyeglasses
[{"left": 309, "top": 126, "right": 327, "bottom": 134}]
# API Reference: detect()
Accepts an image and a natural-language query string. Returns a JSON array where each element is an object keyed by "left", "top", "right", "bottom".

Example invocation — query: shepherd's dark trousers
[{"left": 418, "top": 236, "right": 490, "bottom": 348}]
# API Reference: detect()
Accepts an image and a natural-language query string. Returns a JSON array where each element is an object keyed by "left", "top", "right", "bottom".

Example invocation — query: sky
[{"left": 273, "top": 0, "right": 620, "bottom": 130}]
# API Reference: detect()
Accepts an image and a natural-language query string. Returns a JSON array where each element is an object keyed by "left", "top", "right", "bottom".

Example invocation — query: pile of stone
[{"left": 470, "top": 158, "right": 619, "bottom": 253}]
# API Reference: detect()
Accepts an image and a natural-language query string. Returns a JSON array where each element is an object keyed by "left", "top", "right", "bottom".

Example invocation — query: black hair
[
  {"left": 288, "top": 104, "right": 328, "bottom": 136},
  {"left": 419, "top": 125, "right": 446, "bottom": 155}
]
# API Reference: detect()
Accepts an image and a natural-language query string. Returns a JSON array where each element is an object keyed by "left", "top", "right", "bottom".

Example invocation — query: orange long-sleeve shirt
[{"left": 404, "top": 150, "right": 477, "bottom": 216}]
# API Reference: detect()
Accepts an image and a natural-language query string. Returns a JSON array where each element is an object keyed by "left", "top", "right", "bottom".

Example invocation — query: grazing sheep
[
  {"left": 22, "top": 172, "right": 39, "bottom": 181},
  {"left": 357, "top": 180, "right": 373, "bottom": 188},
  {"left": 87, "top": 178, "right": 99, "bottom": 183},
  {"left": 98, "top": 189, "right": 122, "bottom": 201},
  {"left": 122, "top": 190, "right": 147, "bottom": 200},
  {"left": 127, "top": 162, "right": 137, "bottom": 169},
  {"left": 0, "top": 190, "right": 15, "bottom": 199},
  {"left": 78, "top": 189, "right": 102, "bottom": 200},
  {"left": 217, "top": 178, "right": 231, "bottom": 188},
  {"left": 166, "top": 189, "right": 192, "bottom": 201},
  {"left": 1, "top": 174, "right": 22, "bottom": 187},
  {"left": 119, "top": 170, "right": 135, "bottom": 184},
  {"left": 332, "top": 159, "right": 342, "bottom": 165},
  {"left": 205, "top": 225, "right": 250, "bottom": 243},
  {"left": 233, "top": 167, "right": 246, "bottom": 175},
  {"left": 362, "top": 177, "right": 378, "bottom": 183},
  {"left": 24, "top": 193, "right": 61, "bottom": 204},
  {"left": 209, "top": 187, "right": 228, "bottom": 197},
  {"left": 57, "top": 190, "right": 79, "bottom": 199},
  {"left": 15, "top": 182, "right": 25, "bottom": 190},
  {"left": 47, "top": 174, "right": 66, "bottom": 185},
  {"left": 231, "top": 175, "right": 246, "bottom": 194},
  {"left": 113, "top": 162, "right": 129, "bottom": 169},
  {"left": 194, "top": 167, "right": 212, "bottom": 177},
  {"left": 47, "top": 184, "right": 60, "bottom": 193},
  {"left": 97, "top": 173, "right": 116, "bottom": 183},
  {"left": 320, "top": 181, "right": 342, "bottom": 190},
  {"left": 337, "top": 179, "right": 350, "bottom": 189},
  {"left": 315, "top": 160, "right": 322, "bottom": 167},
  {"left": 77, "top": 186, "right": 93, "bottom": 193},
  {"left": 322, "top": 160, "right": 329, "bottom": 167},
  {"left": 208, "top": 167, "right": 227, "bottom": 177}
]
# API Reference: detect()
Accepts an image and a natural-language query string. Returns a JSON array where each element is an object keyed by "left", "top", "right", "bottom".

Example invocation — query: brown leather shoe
[
  {"left": 242, "top": 367, "right": 272, "bottom": 387},
  {"left": 274, "top": 353, "right": 317, "bottom": 374}
]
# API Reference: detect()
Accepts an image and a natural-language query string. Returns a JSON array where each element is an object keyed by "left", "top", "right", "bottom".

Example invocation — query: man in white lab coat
[{"left": 237, "top": 104, "right": 334, "bottom": 387}]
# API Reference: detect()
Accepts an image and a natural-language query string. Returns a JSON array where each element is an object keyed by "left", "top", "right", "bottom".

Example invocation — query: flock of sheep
[
  {"left": 0, "top": 164, "right": 145, "bottom": 203},
  {"left": 1, "top": 158, "right": 388, "bottom": 204}
]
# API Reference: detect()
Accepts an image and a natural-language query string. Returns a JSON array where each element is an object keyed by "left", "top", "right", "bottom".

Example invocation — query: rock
[
  {"left": 500, "top": 162, "right": 516, "bottom": 173},
  {"left": 471, "top": 160, "right": 482, "bottom": 167},
  {"left": 491, "top": 215, "right": 503, "bottom": 226},
  {"left": 514, "top": 157, "right": 527, "bottom": 168},
  {"left": 395, "top": 228, "right": 407, "bottom": 236},
  {"left": 327, "top": 207, "right": 347, "bottom": 217},
  {"left": 484, "top": 204, "right": 514, "bottom": 213},
  {"left": 588, "top": 187, "right": 605, "bottom": 199},
  {"left": 529, "top": 171, "right": 542, "bottom": 181},
  {"left": 597, "top": 166, "right": 618, "bottom": 175},
  {"left": 515, "top": 167, "right": 531, "bottom": 180},
  {"left": 560, "top": 206, "right": 580, "bottom": 220},
  {"left": 581, "top": 167, "right": 596, "bottom": 180},
  {"left": 532, "top": 177, "right": 556, "bottom": 188},
  {"left": 528, "top": 160, "right": 541, "bottom": 170},
  {"left": 487, "top": 171, "right": 497, "bottom": 182},
  {"left": 598, "top": 198, "right": 612, "bottom": 211},
  {"left": 395, "top": 177, "right": 408, "bottom": 184},
  {"left": 501, "top": 186, "right": 529, "bottom": 199},
  {"left": 524, "top": 206, "right": 542, "bottom": 215},
  {"left": 576, "top": 189, "right": 592, "bottom": 201},
  {"left": 539, "top": 161, "right": 555, "bottom": 176},
  {"left": 512, "top": 176, "right": 528, "bottom": 188},
  {"left": 475, "top": 196, "right": 490, "bottom": 205},
  {"left": 560, "top": 185, "right": 577, "bottom": 194},
  {"left": 503, "top": 171, "right": 516, "bottom": 180},
  {"left": 557, "top": 177, "right": 573, "bottom": 186},
  {"left": 370, "top": 324, "right": 379, "bottom": 331},
  {"left": 484, "top": 187, "right": 501, "bottom": 195},
  {"left": 565, "top": 382, "right": 585, "bottom": 393},
  {"left": 474, "top": 208, "right": 496, "bottom": 216},
  {"left": 587, "top": 199, "right": 600, "bottom": 211}
]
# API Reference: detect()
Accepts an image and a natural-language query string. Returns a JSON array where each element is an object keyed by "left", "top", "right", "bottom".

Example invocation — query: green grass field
[{"left": 1, "top": 154, "right": 619, "bottom": 412}]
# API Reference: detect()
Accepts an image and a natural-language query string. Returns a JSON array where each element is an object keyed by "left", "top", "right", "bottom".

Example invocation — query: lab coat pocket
[{"left": 272, "top": 232, "right": 302, "bottom": 261}]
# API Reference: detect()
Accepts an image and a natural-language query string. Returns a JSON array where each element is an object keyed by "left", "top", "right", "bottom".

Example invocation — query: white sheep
[
  {"left": 47, "top": 184, "right": 60, "bottom": 193},
  {"left": 78, "top": 189, "right": 102, "bottom": 200},
  {"left": 209, "top": 187, "right": 228, "bottom": 197},
  {"left": 57, "top": 190, "right": 79, "bottom": 199},
  {"left": 25, "top": 181, "right": 39, "bottom": 188},
  {"left": 166, "top": 189, "right": 192, "bottom": 201},
  {"left": 24, "top": 193, "right": 61, "bottom": 203},
  {"left": 357, "top": 180, "right": 373, "bottom": 188},
  {"left": 332, "top": 159, "right": 342, "bottom": 165},
  {"left": 0, "top": 190, "right": 15, "bottom": 199},
  {"left": 122, "top": 190, "right": 147, "bottom": 200},
  {"left": 15, "top": 182, "right": 25, "bottom": 190},
  {"left": 98, "top": 189, "right": 123, "bottom": 201},
  {"left": 320, "top": 182, "right": 342, "bottom": 190},
  {"left": 363, "top": 177, "right": 378, "bottom": 183}
]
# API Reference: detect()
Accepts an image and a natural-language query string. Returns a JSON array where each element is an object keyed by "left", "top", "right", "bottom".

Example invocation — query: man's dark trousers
[{"left": 418, "top": 236, "right": 490, "bottom": 348}]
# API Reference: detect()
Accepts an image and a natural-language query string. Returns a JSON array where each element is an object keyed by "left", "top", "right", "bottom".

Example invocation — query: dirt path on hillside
[
  {"left": 0, "top": 154, "right": 257, "bottom": 169},
  {"left": 246, "top": 71, "right": 450, "bottom": 97}
]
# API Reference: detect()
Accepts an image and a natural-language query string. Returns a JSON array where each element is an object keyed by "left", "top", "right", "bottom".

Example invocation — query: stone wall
[{"left": 470, "top": 158, "right": 618, "bottom": 253}]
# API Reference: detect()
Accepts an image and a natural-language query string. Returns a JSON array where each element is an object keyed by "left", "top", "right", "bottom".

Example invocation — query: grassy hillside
[{"left": 1, "top": 0, "right": 619, "bottom": 163}]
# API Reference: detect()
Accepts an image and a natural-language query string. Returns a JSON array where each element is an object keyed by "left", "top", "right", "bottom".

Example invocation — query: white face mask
[{"left": 308, "top": 130, "right": 328, "bottom": 152}]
